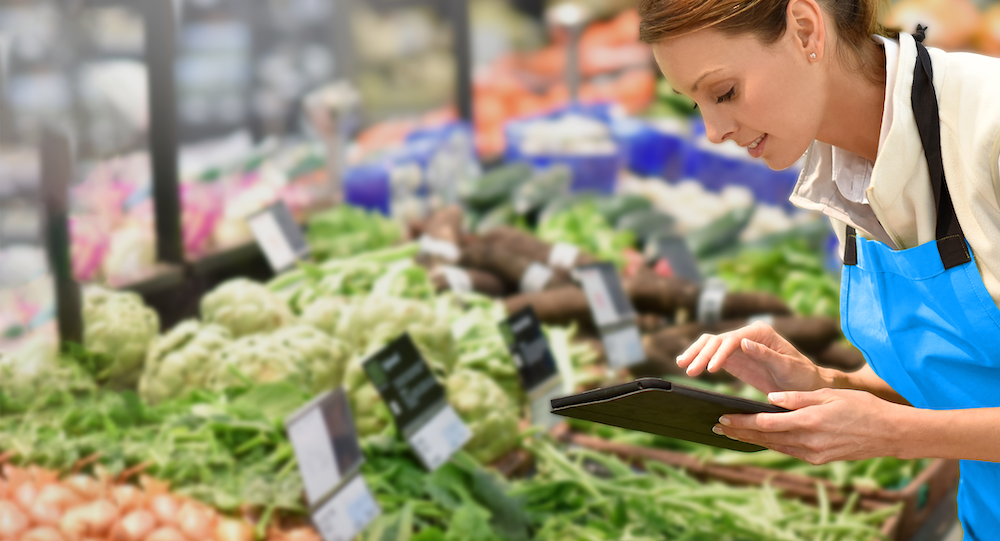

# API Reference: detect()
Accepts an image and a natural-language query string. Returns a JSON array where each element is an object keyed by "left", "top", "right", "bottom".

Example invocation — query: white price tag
[
  {"left": 520, "top": 263, "right": 554, "bottom": 293},
  {"left": 249, "top": 211, "right": 297, "bottom": 271},
  {"left": 697, "top": 278, "right": 728, "bottom": 325},
  {"left": 529, "top": 377, "right": 564, "bottom": 430},
  {"left": 440, "top": 266, "right": 473, "bottom": 294},
  {"left": 419, "top": 235, "right": 460, "bottom": 262},
  {"left": 287, "top": 407, "right": 341, "bottom": 506},
  {"left": 746, "top": 313, "right": 775, "bottom": 327},
  {"left": 548, "top": 243, "right": 580, "bottom": 270},
  {"left": 602, "top": 326, "right": 645, "bottom": 369},
  {"left": 577, "top": 268, "right": 619, "bottom": 327},
  {"left": 408, "top": 404, "right": 472, "bottom": 471},
  {"left": 311, "top": 475, "right": 381, "bottom": 541}
]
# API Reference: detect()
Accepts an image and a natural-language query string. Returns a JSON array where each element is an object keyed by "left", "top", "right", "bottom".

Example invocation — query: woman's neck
[{"left": 815, "top": 46, "right": 887, "bottom": 163}]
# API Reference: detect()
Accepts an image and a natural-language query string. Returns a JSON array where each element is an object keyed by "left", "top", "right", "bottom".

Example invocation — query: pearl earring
[{"left": 810, "top": 53, "right": 817, "bottom": 60}]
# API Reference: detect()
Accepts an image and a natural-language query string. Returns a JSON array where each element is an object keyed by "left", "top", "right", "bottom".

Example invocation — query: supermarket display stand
[{"left": 40, "top": 128, "right": 83, "bottom": 345}]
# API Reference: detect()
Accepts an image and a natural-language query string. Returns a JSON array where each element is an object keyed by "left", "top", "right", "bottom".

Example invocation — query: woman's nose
[{"left": 703, "top": 114, "right": 736, "bottom": 144}]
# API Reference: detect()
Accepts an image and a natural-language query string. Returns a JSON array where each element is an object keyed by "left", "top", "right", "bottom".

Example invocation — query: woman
[{"left": 642, "top": 0, "right": 1000, "bottom": 537}]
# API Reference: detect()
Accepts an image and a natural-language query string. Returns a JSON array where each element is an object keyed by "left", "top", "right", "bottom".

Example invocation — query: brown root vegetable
[
  {"left": 430, "top": 266, "right": 509, "bottom": 297},
  {"left": 815, "top": 341, "right": 867, "bottom": 371},
  {"left": 624, "top": 273, "right": 700, "bottom": 316},
  {"left": 460, "top": 243, "right": 572, "bottom": 291},
  {"left": 35, "top": 484, "right": 83, "bottom": 512},
  {"left": 177, "top": 501, "right": 217, "bottom": 540},
  {"left": 720, "top": 292, "right": 793, "bottom": 320},
  {"left": 625, "top": 272, "right": 791, "bottom": 320},
  {"left": 145, "top": 526, "right": 188, "bottom": 541},
  {"left": 631, "top": 323, "right": 739, "bottom": 381},
  {"left": 28, "top": 499, "right": 61, "bottom": 528},
  {"left": 421, "top": 205, "right": 464, "bottom": 246},
  {"left": 503, "top": 287, "right": 595, "bottom": 329},
  {"left": 149, "top": 494, "right": 180, "bottom": 526},
  {"left": 482, "top": 226, "right": 599, "bottom": 268}
]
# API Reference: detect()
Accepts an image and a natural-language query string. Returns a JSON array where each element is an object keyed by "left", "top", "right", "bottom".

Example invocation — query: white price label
[
  {"left": 311, "top": 475, "right": 381, "bottom": 541},
  {"left": 529, "top": 377, "right": 564, "bottom": 430},
  {"left": 697, "top": 278, "right": 728, "bottom": 325},
  {"left": 249, "top": 211, "right": 298, "bottom": 272},
  {"left": 287, "top": 407, "right": 341, "bottom": 506},
  {"left": 408, "top": 404, "right": 471, "bottom": 471},
  {"left": 548, "top": 243, "right": 580, "bottom": 270},
  {"left": 440, "top": 266, "right": 473, "bottom": 294},
  {"left": 419, "top": 235, "right": 460, "bottom": 262},
  {"left": 746, "top": 313, "right": 775, "bottom": 327},
  {"left": 577, "top": 269, "right": 619, "bottom": 327},
  {"left": 520, "top": 263, "right": 553, "bottom": 293},
  {"left": 602, "top": 325, "right": 645, "bottom": 369}
]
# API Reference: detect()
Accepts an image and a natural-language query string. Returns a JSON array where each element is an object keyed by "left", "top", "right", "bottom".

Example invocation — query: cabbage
[
  {"left": 207, "top": 334, "right": 308, "bottom": 391},
  {"left": 271, "top": 324, "right": 350, "bottom": 393},
  {"left": 201, "top": 278, "right": 294, "bottom": 337},
  {"left": 446, "top": 369, "right": 520, "bottom": 465},
  {"left": 82, "top": 287, "right": 160, "bottom": 387},
  {"left": 138, "top": 320, "right": 232, "bottom": 404},
  {"left": 299, "top": 296, "right": 352, "bottom": 337},
  {"left": 343, "top": 355, "right": 393, "bottom": 438},
  {"left": 0, "top": 332, "right": 94, "bottom": 411}
]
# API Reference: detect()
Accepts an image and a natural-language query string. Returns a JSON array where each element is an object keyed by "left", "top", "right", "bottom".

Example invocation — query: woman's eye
[{"left": 716, "top": 87, "right": 736, "bottom": 104}]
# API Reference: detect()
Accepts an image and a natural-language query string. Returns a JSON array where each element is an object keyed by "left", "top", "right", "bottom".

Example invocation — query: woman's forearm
[
  {"left": 892, "top": 406, "right": 1000, "bottom": 462},
  {"left": 823, "top": 364, "right": 910, "bottom": 405}
]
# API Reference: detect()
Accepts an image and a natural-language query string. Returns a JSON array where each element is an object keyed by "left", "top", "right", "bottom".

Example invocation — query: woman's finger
[
  {"left": 719, "top": 411, "right": 804, "bottom": 433},
  {"left": 713, "top": 425, "right": 803, "bottom": 448},
  {"left": 685, "top": 334, "right": 725, "bottom": 376},
  {"left": 706, "top": 335, "right": 746, "bottom": 373},
  {"left": 676, "top": 333, "right": 713, "bottom": 368}
]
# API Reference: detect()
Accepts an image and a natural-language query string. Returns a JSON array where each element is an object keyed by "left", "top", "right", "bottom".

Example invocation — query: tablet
[{"left": 550, "top": 377, "right": 789, "bottom": 452}]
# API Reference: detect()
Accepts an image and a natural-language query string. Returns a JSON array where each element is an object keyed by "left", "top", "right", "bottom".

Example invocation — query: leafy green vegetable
[
  {"left": 538, "top": 202, "right": 635, "bottom": 268},
  {"left": 306, "top": 205, "right": 403, "bottom": 262},
  {"left": 446, "top": 370, "right": 520, "bottom": 465}
]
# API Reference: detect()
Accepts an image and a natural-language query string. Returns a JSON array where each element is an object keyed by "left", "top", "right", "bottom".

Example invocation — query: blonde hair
[{"left": 638, "top": 0, "right": 898, "bottom": 84}]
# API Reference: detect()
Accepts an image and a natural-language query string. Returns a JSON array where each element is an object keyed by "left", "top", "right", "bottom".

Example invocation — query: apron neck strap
[{"left": 844, "top": 29, "right": 971, "bottom": 269}]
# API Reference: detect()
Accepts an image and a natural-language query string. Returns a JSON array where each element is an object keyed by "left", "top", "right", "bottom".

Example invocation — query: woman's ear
[{"left": 787, "top": 0, "right": 826, "bottom": 62}]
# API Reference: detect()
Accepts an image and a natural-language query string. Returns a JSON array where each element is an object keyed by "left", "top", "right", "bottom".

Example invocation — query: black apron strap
[
  {"left": 844, "top": 225, "right": 858, "bottom": 266},
  {"left": 910, "top": 27, "right": 972, "bottom": 269}
]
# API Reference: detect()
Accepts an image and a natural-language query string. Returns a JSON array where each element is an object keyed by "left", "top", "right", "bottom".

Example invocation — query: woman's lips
[{"left": 748, "top": 134, "right": 767, "bottom": 158}]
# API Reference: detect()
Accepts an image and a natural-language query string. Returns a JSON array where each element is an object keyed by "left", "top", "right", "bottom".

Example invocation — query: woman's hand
[
  {"left": 713, "top": 389, "right": 907, "bottom": 464},
  {"left": 676, "top": 321, "right": 832, "bottom": 394}
]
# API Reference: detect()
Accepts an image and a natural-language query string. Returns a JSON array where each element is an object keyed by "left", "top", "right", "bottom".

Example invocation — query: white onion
[
  {"left": 110, "top": 509, "right": 156, "bottom": 541},
  {"left": 14, "top": 481, "right": 39, "bottom": 510},
  {"left": 0, "top": 500, "right": 29, "bottom": 539},
  {"left": 36, "top": 484, "right": 83, "bottom": 511},
  {"left": 149, "top": 495, "right": 180, "bottom": 526},
  {"left": 20, "top": 526, "right": 67, "bottom": 541},
  {"left": 111, "top": 484, "right": 143, "bottom": 513},
  {"left": 145, "top": 526, "right": 189, "bottom": 541},
  {"left": 64, "top": 474, "right": 101, "bottom": 500},
  {"left": 214, "top": 518, "right": 254, "bottom": 541},
  {"left": 177, "top": 501, "right": 216, "bottom": 540},
  {"left": 28, "top": 499, "right": 61, "bottom": 527}
]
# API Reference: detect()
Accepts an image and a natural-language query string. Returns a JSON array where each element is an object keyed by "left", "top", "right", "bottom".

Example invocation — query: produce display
[{"left": 6, "top": 2, "right": 981, "bottom": 539}]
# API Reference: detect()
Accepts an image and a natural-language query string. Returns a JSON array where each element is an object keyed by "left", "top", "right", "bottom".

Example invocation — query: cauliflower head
[
  {"left": 139, "top": 320, "right": 232, "bottom": 404},
  {"left": 83, "top": 287, "right": 160, "bottom": 387},
  {"left": 201, "top": 278, "right": 294, "bottom": 338}
]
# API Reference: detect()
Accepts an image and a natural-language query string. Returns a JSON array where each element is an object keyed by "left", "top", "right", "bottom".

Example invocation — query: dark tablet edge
[{"left": 550, "top": 377, "right": 790, "bottom": 414}]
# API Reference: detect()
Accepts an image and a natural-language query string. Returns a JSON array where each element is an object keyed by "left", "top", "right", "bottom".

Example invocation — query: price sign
[
  {"left": 501, "top": 307, "right": 563, "bottom": 429},
  {"left": 311, "top": 475, "right": 380, "bottom": 541},
  {"left": 364, "top": 334, "right": 471, "bottom": 471},
  {"left": 575, "top": 263, "right": 645, "bottom": 369},
  {"left": 644, "top": 234, "right": 703, "bottom": 285},
  {"left": 284, "top": 388, "right": 379, "bottom": 541},
  {"left": 248, "top": 201, "right": 310, "bottom": 273}
]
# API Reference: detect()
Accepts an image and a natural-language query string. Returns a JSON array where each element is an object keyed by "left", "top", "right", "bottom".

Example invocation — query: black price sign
[
  {"left": 575, "top": 263, "right": 645, "bottom": 369},
  {"left": 364, "top": 334, "right": 470, "bottom": 470},
  {"left": 644, "top": 234, "right": 703, "bottom": 285},
  {"left": 248, "top": 201, "right": 310, "bottom": 273},
  {"left": 501, "top": 306, "right": 559, "bottom": 393}
]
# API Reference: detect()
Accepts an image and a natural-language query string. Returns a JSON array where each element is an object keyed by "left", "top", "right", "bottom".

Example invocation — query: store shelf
[
  {"left": 113, "top": 263, "right": 186, "bottom": 296},
  {"left": 188, "top": 240, "right": 263, "bottom": 276}
]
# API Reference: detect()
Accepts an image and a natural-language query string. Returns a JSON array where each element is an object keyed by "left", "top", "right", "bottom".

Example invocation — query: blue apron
[{"left": 840, "top": 31, "right": 1000, "bottom": 540}]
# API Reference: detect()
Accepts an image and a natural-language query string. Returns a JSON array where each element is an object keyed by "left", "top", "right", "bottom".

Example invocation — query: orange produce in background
[
  {"left": 886, "top": 0, "right": 982, "bottom": 51},
  {"left": 975, "top": 4, "right": 1000, "bottom": 57}
]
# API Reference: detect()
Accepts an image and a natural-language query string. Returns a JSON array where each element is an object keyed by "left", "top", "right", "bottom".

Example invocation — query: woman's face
[{"left": 652, "top": 27, "right": 826, "bottom": 170}]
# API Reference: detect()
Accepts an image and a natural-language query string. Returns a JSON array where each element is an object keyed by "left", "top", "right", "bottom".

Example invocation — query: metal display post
[
  {"left": 450, "top": 0, "right": 473, "bottom": 122},
  {"left": 144, "top": 0, "right": 183, "bottom": 264},
  {"left": 40, "top": 128, "right": 83, "bottom": 345}
]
